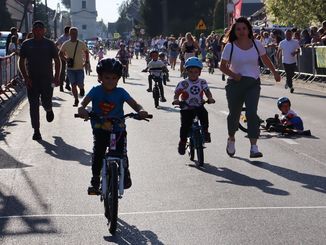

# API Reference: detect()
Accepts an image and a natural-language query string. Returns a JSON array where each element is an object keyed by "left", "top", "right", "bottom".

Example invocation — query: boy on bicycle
[
  {"left": 143, "top": 49, "right": 168, "bottom": 102},
  {"left": 116, "top": 43, "right": 129, "bottom": 77},
  {"left": 77, "top": 58, "right": 148, "bottom": 194},
  {"left": 172, "top": 57, "right": 215, "bottom": 155}
]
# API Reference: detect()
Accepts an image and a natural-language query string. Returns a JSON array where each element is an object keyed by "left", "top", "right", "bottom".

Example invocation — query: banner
[
  {"left": 315, "top": 46, "right": 326, "bottom": 68},
  {"left": 233, "top": 0, "right": 243, "bottom": 19}
]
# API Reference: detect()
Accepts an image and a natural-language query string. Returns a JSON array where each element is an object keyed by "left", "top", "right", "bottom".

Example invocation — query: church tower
[{"left": 70, "top": 0, "right": 97, "bottom": 40}]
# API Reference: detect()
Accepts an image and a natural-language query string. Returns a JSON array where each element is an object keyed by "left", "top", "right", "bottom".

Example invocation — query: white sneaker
[
  {"left": 250, "top": 145, "right": 263, "bottom": 158},
  {"left": 226, "top": 139, "right": 235, "bottom": 157}
]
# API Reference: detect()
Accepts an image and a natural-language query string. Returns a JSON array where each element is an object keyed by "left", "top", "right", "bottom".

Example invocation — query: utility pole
[{"left": 33, "top": 0, "right": 36, "bottom": 22}]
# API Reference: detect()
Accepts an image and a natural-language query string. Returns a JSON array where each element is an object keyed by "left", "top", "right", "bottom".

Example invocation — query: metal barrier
[
  {"left": 264, "top": 45, "right": 326, "bottom": 83},
  {"left": 0, "top": 54, "right": 24, "bottom": 103}
]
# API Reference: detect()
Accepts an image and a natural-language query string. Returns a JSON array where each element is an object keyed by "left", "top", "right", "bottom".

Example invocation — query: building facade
[
  {"left": 6, "top": 0, "right": 33, "bottom": 33},
  {"left": 70, "top": 0, "right": 97, "bottom": 40},
  {"left": 242, "top": 0, "right": 264, "bottom": 17}
]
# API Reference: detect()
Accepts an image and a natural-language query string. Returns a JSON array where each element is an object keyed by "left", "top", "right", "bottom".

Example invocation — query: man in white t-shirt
[{"left": 277, "top": 30, "right": 300, "bottom": 93}]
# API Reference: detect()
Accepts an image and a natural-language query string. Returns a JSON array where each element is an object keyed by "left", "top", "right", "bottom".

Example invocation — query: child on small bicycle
[
  {"left": 142, "top": 49, "right": 168, "bottom": 102},
  {"left": 77, "top": 58, "right": 148, "bottom": 194},
  {"left": 116, "top": 43, "right": 129, "bottom": 77},
  {"left": 276, "top": 97, "right": 304, "bottom": 130},
  {"left": 158, "top": 52, "right": 170, "bottom": 82},
  {"left": 172, "top": 57, "right": 215, "bottom": 155},
  {"left": 206, "top": 47, "right": 216, "bottom": 73}
]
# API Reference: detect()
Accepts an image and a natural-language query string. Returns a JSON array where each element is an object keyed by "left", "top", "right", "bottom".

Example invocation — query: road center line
[
  {"left": 279, "top": 138, "right": 299, "bottom": 145},
  {"left": 219, "top": 110, "right": 229, "bottom": 115},
  {"left": 1, "top": 206, "right": 326, "bottom": 219}
]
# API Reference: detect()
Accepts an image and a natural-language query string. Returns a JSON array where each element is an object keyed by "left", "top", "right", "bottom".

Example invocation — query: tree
[
  {"left": 61, "top": 0, "right": 71, "bottom": 9},
  {"left": 0, "top": 0, "right": 15, "bottom": 30},
  {"left": 213, "top": 0, "right": 225, "bottom": 30},
  {"left": 140, "top": 0, "right": 216, "bottom": 37},
  {"left": 34, "top": 0, "right": 51, "bottom": 36},
  {"left": 265, "top": 0, "right": 326, "bottom": 28}
]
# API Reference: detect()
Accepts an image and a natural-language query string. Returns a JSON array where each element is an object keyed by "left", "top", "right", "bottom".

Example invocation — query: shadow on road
[
  {"left": 193, "top": 163, "right": 289, "bottom": 196},
  {"left": 37, "top": 136, "right": 92, "bottom": 166},
  {"left": 234, "top": 156, "right": 326, "bottom": 194},
  {"left": 124, "top": 81, "right": 145, "bottom": 86},
  {"left": 293, "top": 91, "right": 326, "bottom": 99},
  {"left": 0, "top": 148, "right": 31, "bottom": 169},
  {"left": 157, "top": 106, "right": 180, "bottom": 113},
  {"left": 0, "top": 120, "right": 26, "bottom": 143},
  {"left": 103, "top": 218, "right": 163, "bottom": 244}
]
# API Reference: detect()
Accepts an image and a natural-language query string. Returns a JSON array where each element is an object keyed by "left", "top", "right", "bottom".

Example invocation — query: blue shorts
[{"left": 67, "top": 69, "right": 85, "bottom": 86}]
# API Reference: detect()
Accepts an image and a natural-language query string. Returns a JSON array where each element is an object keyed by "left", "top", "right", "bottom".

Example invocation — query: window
[
  {"left": 82, "top": 25, "right": 87, "bottom": 30},
  {"left": 82, "top": 1, "right": 86, "bottom": 9}
]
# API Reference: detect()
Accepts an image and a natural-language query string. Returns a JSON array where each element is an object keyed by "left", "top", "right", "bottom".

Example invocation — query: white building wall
[{"left": 70, "top": 0, "right": 97, "bottom": 40}]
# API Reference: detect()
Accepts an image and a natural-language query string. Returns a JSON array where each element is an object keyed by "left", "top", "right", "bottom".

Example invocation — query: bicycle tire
[
  {"left": 153, "top": 86, "right": 160, "bottom": 108},
  {"left": 123, "top": 75, "right": 126, "bottom": 83},
  {"left": 189, "top": 139, "right": 195, "bottom": 161},
  {"left": 196, "top": 146, "right": 204, "bottom": 166},
  {"left": 107, "top": 162, "right": 119, "bottom": 235}
]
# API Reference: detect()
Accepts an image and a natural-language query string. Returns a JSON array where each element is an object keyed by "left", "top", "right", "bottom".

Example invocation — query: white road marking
[
  {"left": 219, "top": 110, "right": 229, "bottom": 115},
  {"left": 1, "top": 206, "right": 326, "bottom": 219},
  {"left": 279, "top": 138, "right": 299, "bottom": 145}
]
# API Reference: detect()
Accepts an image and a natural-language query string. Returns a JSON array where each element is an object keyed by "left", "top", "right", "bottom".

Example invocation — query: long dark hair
[{"left": 225, "top": 17, "right": 254, "bottom": 43}]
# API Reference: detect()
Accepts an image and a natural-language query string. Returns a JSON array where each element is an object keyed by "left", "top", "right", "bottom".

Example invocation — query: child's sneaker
[
  {"left": 226, "top": 139, "right": 235, "bottom": 157},
  {"left": 204, "top": 132, "right": 211, "bottom": 143},
  {"left": 178, "top": 141, "right": 186, "bottom": 155},
  {"left": 250, "top": 145, "right": 263, "bottom": 158},
  {"left": 124, "top": 168, "right": 132, "bottom": 189}
]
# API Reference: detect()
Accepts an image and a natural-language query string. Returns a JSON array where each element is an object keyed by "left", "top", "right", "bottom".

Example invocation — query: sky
[{"left": 44, "top": 0, "right": 124, "bottom": 24}]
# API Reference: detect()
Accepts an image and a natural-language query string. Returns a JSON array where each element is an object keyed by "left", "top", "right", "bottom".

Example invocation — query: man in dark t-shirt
[{"left": 18, "top": 21, "right": 61, "bottom": 140}]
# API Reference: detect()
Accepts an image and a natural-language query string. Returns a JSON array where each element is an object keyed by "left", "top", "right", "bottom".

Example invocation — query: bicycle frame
[{"left": 190, "top": 118, "right": 204, "bottom": 148}]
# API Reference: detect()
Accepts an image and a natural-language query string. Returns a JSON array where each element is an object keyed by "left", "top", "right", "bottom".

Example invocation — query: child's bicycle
[
  {"left": 206, "top": 58, "right": 215, "bottom": 74},
  {"left": 239, "top": 107, "right": 311, "bottom": 136},
  {"left": 143, "top": 68, "right": 164, "bottom": 108},
  {"left": 75, "top": 112, "right": 153, "bottom": 234},
  {"left": 122, "top": 65, "right": 128, "bottom": 83},
  {"left": 176, "top": 100, "right": 214, "bottom": 167}
]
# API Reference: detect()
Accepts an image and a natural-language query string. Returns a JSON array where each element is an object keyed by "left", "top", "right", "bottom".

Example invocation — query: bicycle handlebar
[
  {"left": 173, "top": 100, "right": 215, "bottom": 109},
  {"left": 74, "top": 112, "right": 153, "bottom": 122}
]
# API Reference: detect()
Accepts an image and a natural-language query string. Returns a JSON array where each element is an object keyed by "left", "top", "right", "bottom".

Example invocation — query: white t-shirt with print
[
  {"left": 175, "top": 78, "right": 209, "bottom": 109},
  {"left": 147, "top": 60, "right": 166, "bottom": 77},
  {"left": 221, "top": 40, "right": 266, "bottom": 80},
  {"left": 278, "top": 39, "right": 300, "bottom": 64}
]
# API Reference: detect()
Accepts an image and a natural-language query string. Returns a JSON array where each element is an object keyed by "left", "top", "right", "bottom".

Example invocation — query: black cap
[{"left": 33, "top": 20, "right": 45, "bottom": 28}]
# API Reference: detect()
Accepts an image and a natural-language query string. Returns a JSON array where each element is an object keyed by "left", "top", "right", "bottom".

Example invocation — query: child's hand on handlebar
[
  {"left": 78, "top": 107, "right": 89, "bottom": 120},
  {"left": 207, "top": 98, "right": 215, "bottom": 104},
  {"left": 138, "top": 110, "right": 149, "bottom": 119},
  {"left": 172, "top": 100, "right": 180, "bottom": 106}
]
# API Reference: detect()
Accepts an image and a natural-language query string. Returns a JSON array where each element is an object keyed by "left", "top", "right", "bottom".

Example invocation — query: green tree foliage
[
  {"left": 0, "top": 0, "right": 15, "bottom": 30},
  {"left": 265, "top": 0, "right": 326, "bottom": 28},
  {"left": 34, "top": 0, "right": 51, "bottom": 36},
  {"left": 61, "top": 0, "right": 71, "bottom": 9},
  {"left": 140, "top": 0, "right": 216, "bottom": 37},
  {"left": 213, "top": 0, "right": 224, "bottom": 30}
]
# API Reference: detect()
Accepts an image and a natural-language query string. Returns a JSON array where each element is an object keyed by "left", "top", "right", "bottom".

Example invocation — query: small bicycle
[
  {"left": 143, "top": 68, "right": 165, "bottom": 108},
  {"left": 239, "top": 107, "right": 311, "bottom": 136},
  {"left": 75, "top": 112, "right": 153, "bottom": 234},
  {"left": 121, "top": 65, "right": 128, "bottom": 83},
  {"left": 176, "top": 101, "right": 214, "bottom": 167}
]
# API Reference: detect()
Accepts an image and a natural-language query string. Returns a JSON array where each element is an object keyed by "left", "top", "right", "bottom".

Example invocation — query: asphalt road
[{"left": 0, "top": 51, "right": 325, "bottom": 245}]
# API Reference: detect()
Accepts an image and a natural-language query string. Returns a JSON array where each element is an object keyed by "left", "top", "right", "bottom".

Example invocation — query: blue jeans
[{"left": 67, "top": 69, "right": 84, "bottom": 86}]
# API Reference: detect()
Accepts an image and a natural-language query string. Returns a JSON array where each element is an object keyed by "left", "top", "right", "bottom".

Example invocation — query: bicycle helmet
[
  {"left": 185, "top": 57, "right": 203, "bottom": 69},
  {"left": 159, "top": 52, "right": 165, "bottom": 57},
  {"left": 277, "top": 97, "right": 291, "bottom": 109},
  {"left": 96, "top": 58, "right": 123, "bottom": 76},
  {"left": 149, "top": 49, "right": 159, "bottom": 54}
]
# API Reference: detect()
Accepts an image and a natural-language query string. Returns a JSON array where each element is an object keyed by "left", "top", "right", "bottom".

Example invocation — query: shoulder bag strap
[{"left": 72, "top": 40, "right": 79, "bottom": 60}]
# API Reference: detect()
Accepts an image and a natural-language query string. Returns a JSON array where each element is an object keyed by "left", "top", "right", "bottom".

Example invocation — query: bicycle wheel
[
  {"left": 196, "top": 146, "right": 204, "bottom": 167},
  {"left": 188, "top": 138, "right": 194, "bottom": 161},
  {"left": 153, "top": 86, "right": 160, "bottom": 108},
  {"left": 239, "top": 108, "right": 248, "bottom": 133},
  {"left": 105, "top": 161, "right": 119, "bottom": 234}
]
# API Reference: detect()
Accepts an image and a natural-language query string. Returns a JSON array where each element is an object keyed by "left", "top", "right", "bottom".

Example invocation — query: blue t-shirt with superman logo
[{"left": 86, "top": 85, "right": 132, "bottom": 131}]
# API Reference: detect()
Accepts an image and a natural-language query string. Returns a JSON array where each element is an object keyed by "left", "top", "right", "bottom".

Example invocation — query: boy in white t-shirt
[
  {"left": 172, "top": 57, "right": 215, "bottom": 155},
  {"left": 277, "top": 30, "right": 300, "bottom": 93}
]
